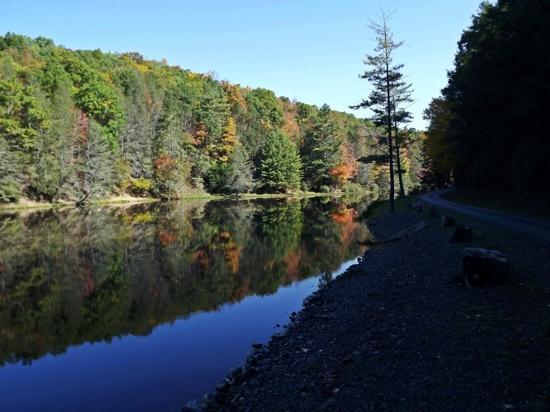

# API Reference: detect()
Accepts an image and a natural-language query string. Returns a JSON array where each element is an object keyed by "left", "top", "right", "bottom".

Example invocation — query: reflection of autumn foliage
[
  {"left": 284, "top": 249, "right": 302, "bottom": 282},
  {"left": 79, "top": 264, "right": 95, "bottom": 298},
  {"left": 219, "top": 231, "right": 240, "bottom": 273},
  {"left": 225, "top": 244, "right": 240, "bottom": 274},
  {"left": 158, "top": 230, "right": 177, "bottom": 246},
  {"left": 231, "top": 277, "right": 251, "bottom": 302},
  {"left": 193, "top": 248, "right": 210, "bottom": 270},
  {"left": 330, "top": 206, "right": 359, "bottom": 244},
  {"left": 0, "top": 200, "right": 370, "bottom": 366},
  {"left": 329, "top": 206, "right": 356, "bottom": 225}
]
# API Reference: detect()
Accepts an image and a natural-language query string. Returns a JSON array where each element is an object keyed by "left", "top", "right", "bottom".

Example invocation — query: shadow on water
[{"left": 0, "top": 197, "right": 370, "bottom": 411}]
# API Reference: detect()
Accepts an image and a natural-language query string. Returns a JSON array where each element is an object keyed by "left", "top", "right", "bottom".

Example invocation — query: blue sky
[{"left": 3, "top": 0, "right": 484, "bottom": 129}]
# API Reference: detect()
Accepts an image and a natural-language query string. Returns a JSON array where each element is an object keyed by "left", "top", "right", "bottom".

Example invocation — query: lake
[{"left": 0, "top": 198, "right": 369, "bottom": 411}]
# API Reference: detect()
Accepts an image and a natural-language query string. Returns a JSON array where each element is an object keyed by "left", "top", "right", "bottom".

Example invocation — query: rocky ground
[{"left": 199, "top": 202, "right": 550, "bottom": 411}]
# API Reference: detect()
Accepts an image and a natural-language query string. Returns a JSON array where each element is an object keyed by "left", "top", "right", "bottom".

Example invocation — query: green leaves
[
  {"left": 0, "top": 32, "right": 421, "bottom": 203},
  {"left": 59, "top": 50, "right": 124, "bottom": 149},
  {"left": 259, "top": 131, "right": 302, "bottom": 193},
  {"left": 301, "top": 104, "right": 343, "bottom": 191}
]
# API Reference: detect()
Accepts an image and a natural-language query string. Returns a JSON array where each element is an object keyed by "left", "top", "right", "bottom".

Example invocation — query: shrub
[{"left": 125, "top": 177, "right": 152, "bottom": 196}]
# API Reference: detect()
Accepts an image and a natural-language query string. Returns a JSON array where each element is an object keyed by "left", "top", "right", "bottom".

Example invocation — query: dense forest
[
  {"left": 423, "top": 0, "right": 550, "bottom": 201},
  {"left": 0, "top": 33, "right": 424, "bottom": 205}
]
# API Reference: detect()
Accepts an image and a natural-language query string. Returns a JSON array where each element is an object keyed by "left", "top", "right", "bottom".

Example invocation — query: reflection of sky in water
[{"left": 0, "top": 258, "right": 357, "bottom": 411}]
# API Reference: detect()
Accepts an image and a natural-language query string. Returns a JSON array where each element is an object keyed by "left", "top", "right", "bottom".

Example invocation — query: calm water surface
[{"left": 0, "top": 198, "right": 368, "bottom": 411}]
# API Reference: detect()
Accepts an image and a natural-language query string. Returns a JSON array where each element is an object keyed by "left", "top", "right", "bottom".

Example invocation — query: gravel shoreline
[{"left": 200, "top": 204, "right": 550, "bottom": 411}]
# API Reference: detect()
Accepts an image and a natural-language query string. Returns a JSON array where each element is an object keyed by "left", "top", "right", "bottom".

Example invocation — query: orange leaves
[
  {"left": 330, "top": 144, "right": 357, "bottom": 185},
  {"left": 329, "top": 206, "right": 359, "bottom": 244},
  {"left": 158, "top": 230, "right": 177, "bottom": 246},
  {"left": 281, "top": 101, "right": 300, "bottom": 141},
  {"left": 154, "top": 153, "right": 176, "bottom": 170},
  {"left": 329, "top": 206, "right": 355, "bottom": 225},
  {"left": 192, "top": 122, "right": 208, "bottom": 147}
]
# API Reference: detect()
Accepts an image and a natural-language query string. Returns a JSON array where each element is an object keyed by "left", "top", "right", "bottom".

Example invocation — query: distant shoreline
[{"left": 0, "top": 191, "right": 338, "bottom": 212}]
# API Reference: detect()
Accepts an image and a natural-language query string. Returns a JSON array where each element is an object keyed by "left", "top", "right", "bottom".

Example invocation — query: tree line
[
  {"left": 422, "top": 0, "right": 550, "bottom": 201},
  {"left": 0, "top": 33, "right": 425, "bottom": 205}
]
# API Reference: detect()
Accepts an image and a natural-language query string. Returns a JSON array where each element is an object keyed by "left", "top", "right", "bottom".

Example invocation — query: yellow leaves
[{"left": 221, "top": 81, "right": 247, "bottom": 113}]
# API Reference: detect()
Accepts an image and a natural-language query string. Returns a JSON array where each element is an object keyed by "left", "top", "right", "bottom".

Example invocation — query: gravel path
[
  {"left": 423, "top": 189, "right": 550, "bottom": 245},
  {"left": 201, "top": 205, "right": 550, "bottom": 411}
]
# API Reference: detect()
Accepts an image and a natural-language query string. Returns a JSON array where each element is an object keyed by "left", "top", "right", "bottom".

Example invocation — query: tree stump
[
  {"left": 450, "top": 224, "right": 473, "bottom": 243},
  {"left": 441, "top": 215, "right": 455, "bottom": 228},
  {"left": 462, "top": 247, "right": 510, "bottom": 286}
]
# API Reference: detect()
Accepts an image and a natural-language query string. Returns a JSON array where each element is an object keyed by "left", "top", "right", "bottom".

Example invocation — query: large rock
[
  {"left": 450, "top": 224, "right": 473, "bottom": 243},
  {"left": 462, "top": 247, "right": 510, "bottom": 286}
]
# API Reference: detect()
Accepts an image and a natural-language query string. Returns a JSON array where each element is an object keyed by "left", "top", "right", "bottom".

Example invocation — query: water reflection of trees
[{"left": 0, "top": 198, "right": 368, "bottom": 365}]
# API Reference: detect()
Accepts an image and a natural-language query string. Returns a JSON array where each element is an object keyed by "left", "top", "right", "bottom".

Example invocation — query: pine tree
[
  {"left": 351, "top": 12, "right": 405, "bottom": 211},
  {"left": 259, "top": 131, "right": 302, "bottom": 193},
  {"left": 301, "top": 104, "right": 342, "bottom": 191}
]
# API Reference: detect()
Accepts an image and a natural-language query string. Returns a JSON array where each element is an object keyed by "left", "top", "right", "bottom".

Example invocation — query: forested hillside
[
  {"left": 0, "top": 34, "right": 424, "bottom": 204},
  {"left": 423, "top": 0, "right": 550, "bottom": 200}
]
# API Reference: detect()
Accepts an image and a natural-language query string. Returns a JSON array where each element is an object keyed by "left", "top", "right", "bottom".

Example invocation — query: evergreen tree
[
  {"left": 351, "top": 12, "right": 405, "bottom": 211},
  {"left": 259, "top": 131, "right": 302, "bottom": 193},
  {"left": 302, "top": 104, "right": 342, "bottom": 191}
]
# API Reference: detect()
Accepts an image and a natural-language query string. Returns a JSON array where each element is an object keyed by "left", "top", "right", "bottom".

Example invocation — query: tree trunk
[
  {"left": 391, "top": 97, "right": 406, "bottom": 198},
  {"left": 395, "top": 140, "right": 405, "bottom": 197},
  {"left": 384, "top": 27, "right": 395, "bottom": 212}
]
